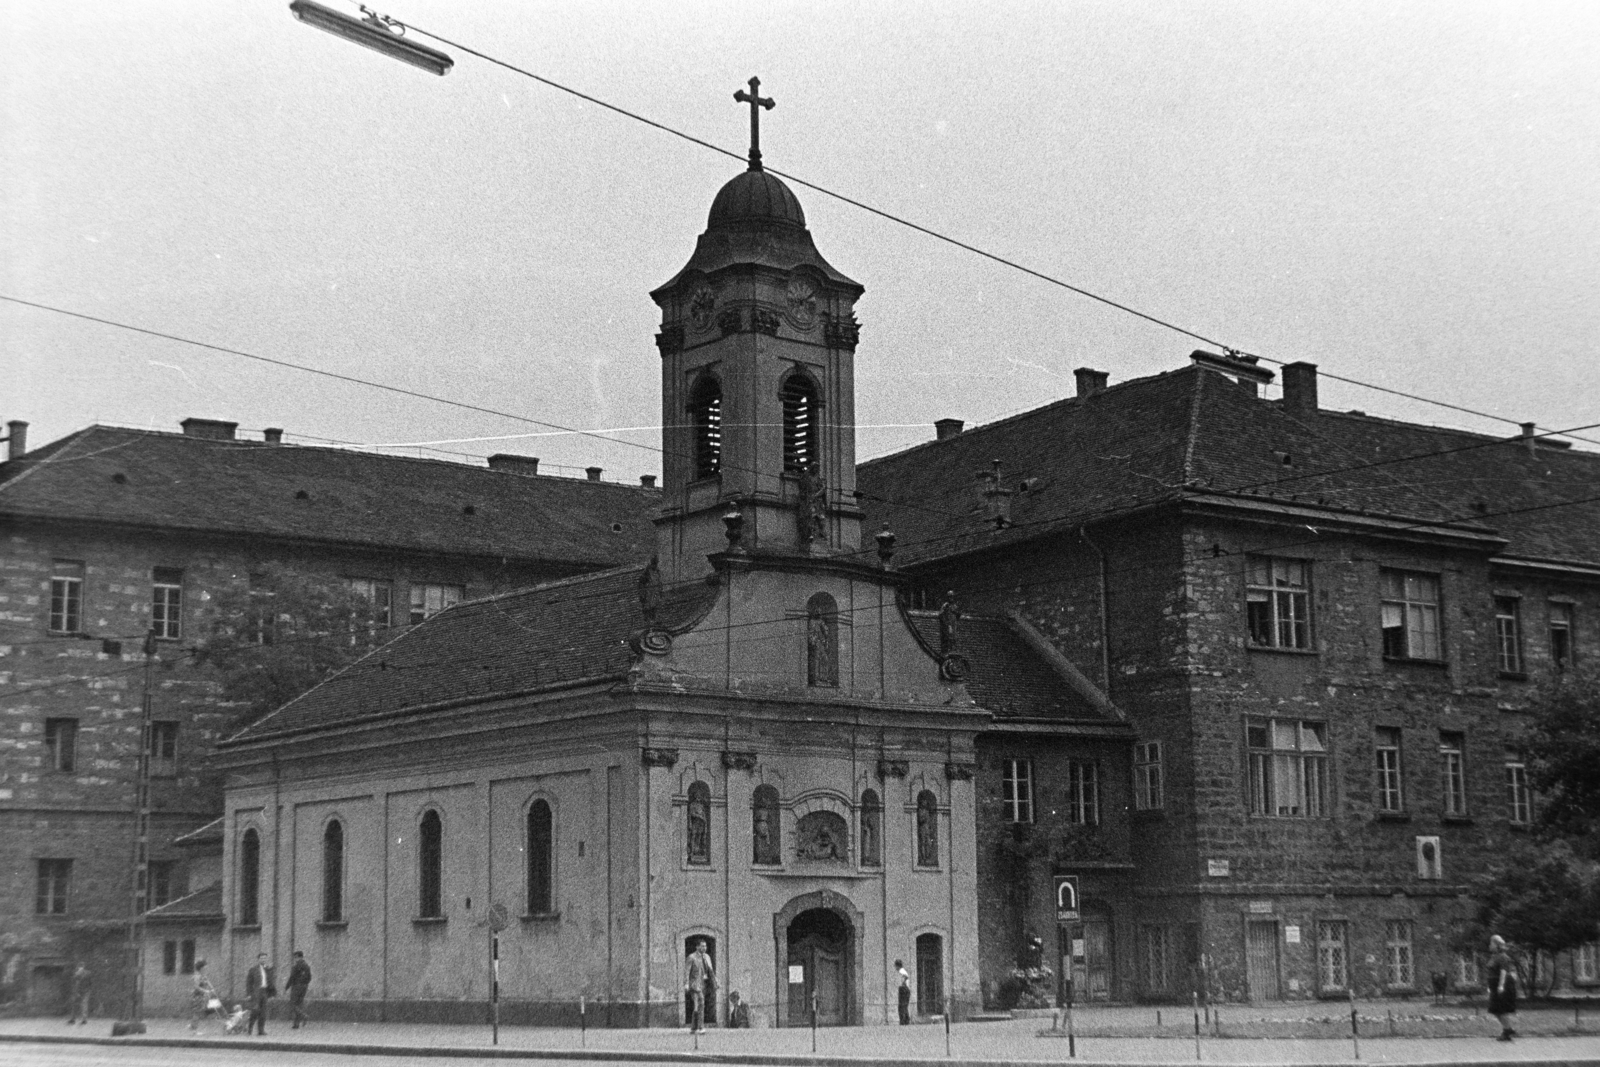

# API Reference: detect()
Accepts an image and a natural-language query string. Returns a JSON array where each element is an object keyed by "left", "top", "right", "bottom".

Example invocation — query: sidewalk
[{"left": 3, "top": 1004, "right": 1599, "bottom": 1066}]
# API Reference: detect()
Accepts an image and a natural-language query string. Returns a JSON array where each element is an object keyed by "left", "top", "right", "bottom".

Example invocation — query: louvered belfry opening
[
  {"left": 690, "top": 375, "right": 723, "bottom": 478},
  {"left": 781, "top": 373, "right": 818, "bottom": 473}
]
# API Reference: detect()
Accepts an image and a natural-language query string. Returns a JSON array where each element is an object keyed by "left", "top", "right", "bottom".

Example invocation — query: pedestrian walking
[
  {"left": 189, "top": 960, "right": 220, "bottom": 1033},
  {"left": 244, "top": 952, "right": 276, "bottom": 1035},
  {"left": 286, "top": 950, "right": 313, "bottom": 1029},
  {"left": 685, "top": 939, "right": 714, "bottom": 1033},
  {"left": 65, "top": 962, "right": 92, "bottom": 1024},
  {"left": 895, "top": 958, "right": 911, "bottom": 1025},
  {"left": 1486, "top": 935, "right": 1519, "bottom": 1041}
]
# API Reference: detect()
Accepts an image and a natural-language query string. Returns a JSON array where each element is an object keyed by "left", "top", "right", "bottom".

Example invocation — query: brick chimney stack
[
  {"left": 4, "top": 420, "right": 26, "bottom": 460},
  {"left": 586, "top": 467, "right": 603, "bottom": 482},
  {"left": 1074, "top": 368, "right": 1109, "bottom": 398},
  {"left": 487, "top": 455, "right": 540, "bottom": 477},
  {"left": 180, "top": 418, "right": 238, "bottom": 440},
  {"left": 935, "top": 418, "right": 965, "bottom": 441},
  {"left": 1281, "top": 362, "right": 1319, "bottom": 414}
]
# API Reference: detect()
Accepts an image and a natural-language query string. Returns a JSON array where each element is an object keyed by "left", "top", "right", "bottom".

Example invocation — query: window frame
[
  {"left": 147, "top": 720, "right": 179, "bottom": 777},
  {"left": 1575, "top": 942, "right": 1600, "bottom": 986},
  {"left": 1549, "top": 601, "right": 1575, "bottom": 671},
  {"left": 1246, "top": 556, "right": 1312, "bottom": 650},
  {"left": 417, "top": 809, "right": 444, "bottom": 920},
  {"left": 688, "top": 373, "right": 723, "bottom": 479},
  {"left": 1375, "top": 726, "right": 1404, "bottom": 813},
  {"left": 1134, "top": 741, "right": 1164, "bottom": 810},
  {"left": 148, "top": 859, "right": 178, "bottom": 907},
  {"left": 1002, "top": 759, "right": 1034, "bottom": 824},
  {"left": 526, "top": 799, "right": 554, "bottom": 913},
  {"left": 1316, "top": 919, "right": 1349, "bottom": 993},
  {"left": 347, "top": 577, "right": 393, "bottom": 629},
  {"left": 237, "top": 827, "right": 261, "bottom": 926},
  {"left": 1494, "top": 596, "right": 1524, "bottom": 675},
  {"left": 44, "top": 717, "right": 78, "bottom": 773},
  {"left": 49, "top": 559, "right": 85, "bottom": 634},
  {"left": 36, "top": 858, "right": 71, "bottom": 915},
  {"left": 1440, "top": 731, "right": 1468, "bottom": 817},
  {"left": 1384, "top": 919, "right": 1415, "bottom": 989},
  {"left": 408, "top": 583, "right": 464, "bottom": 626},
  {"left": 1247, "top": 717, "right": 1330, "bottom": 818},
  {"left": 151, "top": 567, "right": 184, "bottom": 640},
  {"left": 322, "top": 818, "right": 345, "bottom": 923},
  {"left": 1505, "top": 759, "right": 1531, "bottom": 825},
  {"left": 1065, "top": 760, "right": 1100, "bottom": 826},
  {"left": 1380, "top": 569, "right": 1442, "bottom": 661},
  {"left": 780, "top": 371, "right": 820, "bottom": 474}
]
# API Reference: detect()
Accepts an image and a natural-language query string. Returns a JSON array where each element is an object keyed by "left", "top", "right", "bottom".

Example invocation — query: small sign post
[
  {"left": 1054, "top": 875, "right": 1080, "bottom": 922},
  {"left": 486, "top": 902, "right": 510, "bottom": 1046}
]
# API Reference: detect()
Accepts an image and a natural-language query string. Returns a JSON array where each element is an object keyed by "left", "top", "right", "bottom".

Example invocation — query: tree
[
  {"left": 1519, "top": 665, "right": 1600, "bottom": 853},
  {"left": 195, "top": 565, "right": 386, "bottom": 726},
  {"left": 1458, "top": 840, "right": 1599, "bottom": 963}
]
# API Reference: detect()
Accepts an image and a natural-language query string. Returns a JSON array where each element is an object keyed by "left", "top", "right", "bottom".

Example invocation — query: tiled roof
[
  {"left": 0, "top": 426, "right": 658, "bottom": 566},
  {"left": 907, "top": 612, "right": 1116, "bottom": 722},
  {"left": 860, "top": 365, "right": 1600, "bottom": 568},
  {"left": 228, "top": 564, "right": 720, "bottom": 742},
  {"left": 145, "top": 882, "right": 223, "bottom": 922}
]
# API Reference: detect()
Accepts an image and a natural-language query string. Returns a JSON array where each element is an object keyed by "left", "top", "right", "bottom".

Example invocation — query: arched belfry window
[
  {"left": 806, "top": 592, "right": 839, "bottom": 687},
  {"left": 781, "top": 373, "right": 820, "bottom": 474},
  {"left": 686, "top": 782, "right": 711, "bottom": 866},
  {"left": 527, "top": 799, "right": 553, "bottom": 914},
  {"left": 752, "top": 784, "right": 781, "bottom": 865},
  {"left": 418, "top": 809, "right": 443, "bottom": 919},
  {"left": 322, "top": 819, "right": 344, "bottom": 922},
  {"left": 916, "top": 790, "right": 939, "bottom": 867},
  {"left": 689, "top": 375, "right": 723, "bottom": 478}
]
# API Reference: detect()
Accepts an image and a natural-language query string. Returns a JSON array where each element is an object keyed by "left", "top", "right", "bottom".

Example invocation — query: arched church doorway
[
  {"left": 785, "top": 908, "right": 851, "bottom": 1026},
  {"left": 683, "top": 935, "right": 718, "bottom": 1027}
]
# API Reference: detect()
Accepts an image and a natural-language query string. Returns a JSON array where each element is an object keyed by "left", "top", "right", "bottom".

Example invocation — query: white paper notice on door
[{"left": 788, "top": 965, "right": 804, "bottom": 984}]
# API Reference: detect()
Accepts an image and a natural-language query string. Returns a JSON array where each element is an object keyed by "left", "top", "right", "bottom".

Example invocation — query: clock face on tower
[
  {"left": 784, "top": 274, "right": 818, "bottom": 331},
  {"left": 688, "top": 287, "right": 716, "bottom": 333}
]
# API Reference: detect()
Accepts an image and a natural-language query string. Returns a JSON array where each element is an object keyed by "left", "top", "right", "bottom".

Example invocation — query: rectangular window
[
  {"left": 1141, "top": 925, "right": 1172, "bottom": 994},
  {"left": 1550, "top": 602, "right": 1574, "bottom": 671},
  {"left": 1381, "top": 570, "right": 1442, "bottom": 660},
  {"left": 1440, "top": 732, "right": 1467, "bottom": 816},
  {"left": 1066, "top": 760, "right": 1100, "bottom": 825},
  {"left": 1248, "top": 718, "right": 1329, "bottom": 817},
  {"left": 1385, "top": 920, "right": 1415, "bottom": 988},
  {"left": 36, "top": 859, "right": 71, "bottom": 915},
  {"left": 1317, "top": 920, "right": 1349, "bottom": 992},
  {"left": 148, "top": 859, "right": 178, "bottom": 907},
  {"left": 1455, "top": 952, "right": 1480, "bottom": 988},
  {"left": 49, "top": 560, "right": 85, "bottom": 633},
  {"left": 1134, "top": 741, "right": 1164, "bottom": 810},
  {"left": 44, "top": 718, "right": 78, "bottom": 773},
  {"left": 163, "top": 940, "right": 177, "bottom": 975},
  {"left": 348, "top": 577, "right": 394, "bottom": 628},
  {"left": 1495, "top": 597, "right": 1524, "bottom": 674},
  {"left": 152, "top": 568, "right": 183, "bottom": 639},
  {"left": 408, "top": 582, "right": 463, "bottom": 625},
  {"left": 1375, "top": 727, "right": 1404, "bottom": 812},
  {"left": 1505, "top": 759, "right": 1531, "bottom": 825},
  {"left": 148, "top": 721, "right": 179, "bottom": 777},
  {"left": 1247, "top": 557, "right": 1311, "bottom": 649},
  {"left": 181, "top": 938, "right": 196, "bottom": 974},
  {"left": 1576, "top": 942, "right": 1599, "bottom": 985},
  {"left": 1001, "top": 759, "right": 1034, "bottom": 824}
]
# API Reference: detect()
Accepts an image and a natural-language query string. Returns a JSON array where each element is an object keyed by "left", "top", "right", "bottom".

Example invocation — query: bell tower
[{"left": 651, "top": 79, "right": 865, "bottom": 583}]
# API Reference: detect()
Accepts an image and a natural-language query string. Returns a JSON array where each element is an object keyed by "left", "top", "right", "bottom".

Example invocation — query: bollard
[
  {"left": 1157, "top": 1009, "right": 1162, "bottom": 1028},
  {"left": 1349, "top": 989, "right": 1360, "bottom": 1060},
  {"left": 1066, "top": 996, "right": 1076, "bottom": 1058},
  {"left": 1192, "top": 991, "right": 1202, "bottom": 1062},
  {"left": 1212, "top": 1008, "right": 1220, "bottom": 1037},
  {"left": 1387, "top": 1008, "right": 1395, "bottom": 1036},
  {"left": 1576, "top": 1001, "right": 1582, "bottom": 1032},
  {"left": 945, "top": 999, "right": 952, "bottom": 1058},
  {"left": 580, "top": 995, "right": 586, "bottom": 1048},
  {"left": 811, "top": 990, "right": 818, "bottom": 1054}
]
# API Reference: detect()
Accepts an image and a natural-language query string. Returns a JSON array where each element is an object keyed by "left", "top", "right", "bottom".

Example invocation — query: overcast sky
[{"left": 5, "top": 1, "right": 1597, "bottom": 481}]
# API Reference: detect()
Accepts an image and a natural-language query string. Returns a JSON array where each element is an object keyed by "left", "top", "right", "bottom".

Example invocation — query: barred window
[
  {"left": 1247, "top": 557, "right": 1310, "bottom": 649},
  {"left": 50, "top": 560, "right": 85, "bottom": 633},
  {"left": 1505, "top": 760, "right": 1531, "bottom": 825},
  {"left": 1440, "top": 732, "right": 1467, "bottom": 816},
  {"left": 1375, "top": 727, "right": 1403, "bottom": 812},
  {"left": 152, "top": 567, "right": 184, "bottom": 639},
  {"left": 1141, "top": 925, "right": 1172, "bottom": 995},
  {"left": 1066, "top": 761, "right": 1099, "bottom": 825},
  {"left": 1385, "top": 920, "right": 1415, "bottom": 988},
  {"left": 1248, "top": 719, "right": 1328, "bottom": 817},
  {"left": 1134, "top": 741, "right": 1163, "bottom": 810},
  {"left": 1495, "top": 597, "right": 1523, "bottom": 674},
  {"left": 1381, "top": 570, "right": 1441, "bottom": 660},
  {"left": 1002, "top": 759, "right": 1034, "bottom": 824},
  {"left": 1317, "top": 920, "right": 1348, "bottom": 992}
]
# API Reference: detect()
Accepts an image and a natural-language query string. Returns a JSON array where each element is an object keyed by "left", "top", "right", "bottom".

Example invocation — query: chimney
[
  {"left": 935, "top": 418, "right": 965, "bottom": 441},
  {"left": 1189, "top": 350, "right": 1274, "bottom": 397},
  {"left": 1521, "top": 422, "right": 1537, "bottom": 456},
  {"left": 1281, "top": 362, "right": 1319, "bottom": 414},
  {"left": 180, "top": 418, "right": 238, "bottom": 440},
  {"left": 586, "top": 466, "right": 603, "bottom": 482},
  {"left": 4, "top": 420, "right": 27, "bottom": 460},
  {"left": 1074, "top": 368, "right": 1109, "bottom": 398},
  {"left": 640, "top": 474, "right": 657, "bottom": 488},
  {"left": 263, "top": 427, "right": 284, "bottom": 445},
  {"left": 487, "top": 454, "right": 540, "bottom": 477}
]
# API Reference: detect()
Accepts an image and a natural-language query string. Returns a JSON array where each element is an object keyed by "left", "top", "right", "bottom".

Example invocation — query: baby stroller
[{"left": 222, "top": 1003, "right": 252, "bottom": 1035}]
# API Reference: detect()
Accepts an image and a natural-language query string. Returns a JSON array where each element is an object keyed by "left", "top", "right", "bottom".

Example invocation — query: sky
[{"left": 4, "top": 0, "right": 1598, "bottom": 483}]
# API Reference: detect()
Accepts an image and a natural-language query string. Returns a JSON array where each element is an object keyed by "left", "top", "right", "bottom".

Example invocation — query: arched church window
[
  {"left": 686, "top": 782, "right": 711, "bottom": 866},
  {"left": 689, "top": 375, "right": 722, "bottom": 478},
  {"left": 781, "top": 372, "right": 819, "bottom": 473},
  {"left": 527, "top": 799, "right": 553, "bottom": 913},
  {"left": 418, "top": 809, "right": 443, "bottom": 918},
  {"left": 916, "top": 790, "right": 939, "bottom": 867},
  {"left": 752, "top": 784, "right": 781, "bottom": 865},
  {"left": 806, "top": 592, "right": 839, "bottom": 688},
  {"left": 321, "top": 819, "right": 344, "bottom": 922},
  {"left": 859, "top": 789, "right": 882, "bottom": 867},
  {"left": 238, "top": 827, "right": 260, "bottom": 926}
]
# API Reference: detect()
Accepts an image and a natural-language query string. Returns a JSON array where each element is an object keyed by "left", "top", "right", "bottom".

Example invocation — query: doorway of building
[
  {"left": 29, "top": 964, "right": 68, "bottom": 1015},
  {"left": 1059, "top": 914, "right": 1114, "bottom": 1002},
  {"left": 786, "top": 908, "right": 849, "bottom": 1026},
  {"left": 1245, "top": 920, "right": 1281, "bottom": 1001},
  {"left": 683, "top": 936, "right": 718, "bottom": 1027},
  {"left": 915, "top": 933, "right": 944, "bottom": 1016}
]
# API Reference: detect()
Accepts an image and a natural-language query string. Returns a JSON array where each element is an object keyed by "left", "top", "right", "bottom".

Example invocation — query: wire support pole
[{"left": 123, "top": 631, "right": 157, "bottom": 1025}]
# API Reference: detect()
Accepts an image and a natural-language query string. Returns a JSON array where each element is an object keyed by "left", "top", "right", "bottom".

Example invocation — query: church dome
[{"left": 707, "top": 169, "right": 806, "bottom": 229}]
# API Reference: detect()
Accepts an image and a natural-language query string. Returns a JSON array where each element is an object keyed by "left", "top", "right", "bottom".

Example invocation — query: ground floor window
[
  {"left": 1455, "top": 952, "right": 1481, "bottom": 988},
  {"left": 1140, "top": 925, "right": 1171, "bottom": 995},
  {"left": 1384, "top": 920, "right": 1414, "bottom": 989},
  {"left": 1317, "top": 921, "right": 1349, "bottom": 992},
  {"left": 162, "top": 938, "right": 196, "bottom": 975},
  {"left": 1575, "top": 943, "right": 1599, "bottom": 985}
]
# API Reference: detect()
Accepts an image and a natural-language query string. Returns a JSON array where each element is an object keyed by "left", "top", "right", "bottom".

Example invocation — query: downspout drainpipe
[
  {"left": 1078, "top": 526, "right": 1112, "bottom": 690},
  {"left": 272, "top": 748, "right": 283, "bottom": 970}
]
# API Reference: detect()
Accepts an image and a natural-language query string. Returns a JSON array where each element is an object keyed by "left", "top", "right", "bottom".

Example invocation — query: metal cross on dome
[{"left": 733, "top": 76, "right": 775, "bottom": 171}]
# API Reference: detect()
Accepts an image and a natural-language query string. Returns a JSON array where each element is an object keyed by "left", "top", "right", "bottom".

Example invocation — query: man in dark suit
[{"left": 245, "top": 953, "right": 276, "bottom": 1035}]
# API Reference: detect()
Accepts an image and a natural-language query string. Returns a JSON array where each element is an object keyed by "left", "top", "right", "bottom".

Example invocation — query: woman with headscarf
[{"left": 1485, "top": 935, "right": 1518, "bottom": 1041}]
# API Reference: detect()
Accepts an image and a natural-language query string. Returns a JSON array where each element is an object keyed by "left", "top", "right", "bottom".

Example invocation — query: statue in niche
[
  {"left": 795, "top": 811, "right": 848, "bottom": 862},
  {"left": 806, "top": 593, "right": 838, "bottom": 687},
  {"left": 752, "top": 786, "right": 781, "bottom": 865},
  {"left": 637, "top": 555, "right": 663, "bottom": 624},
  {"left": 915, "top": 791, "right": 940, "bottom": 867},
  {"left": 938, "top": 591, "right": 961, "bottom": 654},
  {"left": 686, "top": 783, "right": 711, "bottom": 865},
  {"left": 796, "top": 463, "right": 827, "bottom": 544}
]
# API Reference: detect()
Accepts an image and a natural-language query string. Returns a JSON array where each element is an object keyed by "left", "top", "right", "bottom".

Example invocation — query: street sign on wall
[{"left": 1054, "top": 875, "right": 1080, "bottom": 922}]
